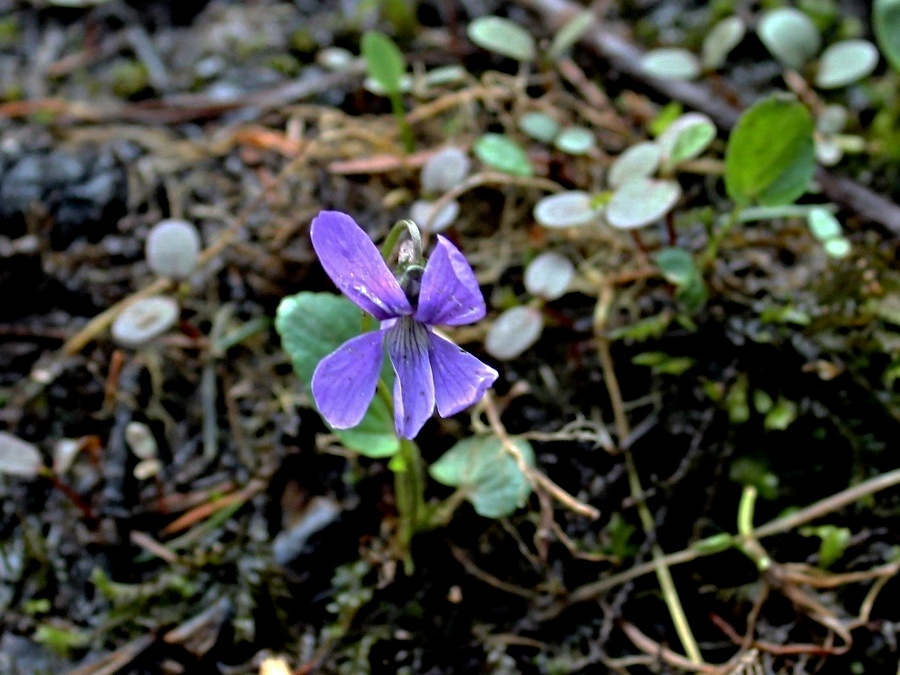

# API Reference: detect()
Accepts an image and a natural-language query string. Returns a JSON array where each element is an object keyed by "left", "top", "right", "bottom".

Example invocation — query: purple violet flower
[{"left": 310, "top": 210, "right": 498, "bottom": 439}]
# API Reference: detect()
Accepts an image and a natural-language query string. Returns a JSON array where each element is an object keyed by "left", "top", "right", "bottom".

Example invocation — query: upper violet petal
[
  {"left": 311, "top": 330, "right": 385, "bottom": 429},
  {"left": 428, "top": 331, "right": 498, "bottom": 417},
  {"left": 386, "top": 318, "right": 436, "bottom": 438},
  {"left": 311, "top": 211, "right": 412, "bottom": 321},
  {"left": 415, "top": 235, "right": 486, "bottom": 326}
]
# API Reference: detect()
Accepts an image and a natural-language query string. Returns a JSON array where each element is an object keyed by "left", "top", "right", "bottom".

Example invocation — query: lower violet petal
[
  {"left": 428, "top": 330, "right": 498, "bottom": 417},
  {"left": 312, "top": 330, "right": 385, "bottom": 429},
  {"left": 386, "top": 318, "right": 436, "bottom": 439}
]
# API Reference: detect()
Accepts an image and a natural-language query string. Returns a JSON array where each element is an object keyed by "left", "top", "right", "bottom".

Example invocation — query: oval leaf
[
  {"left": 429, "top": 435, "right": 535, "bottom": 518},
  {"left": 524, "top": 252, "right": 574, "bottom": 300},
  {"left": 474, "top": 133, "right": 533, "bottom": 176},
  {"left": 519, "top": 112, "right": 561, "bottom": 143},
  {"left": 485, "top": 306, "right": 543, "bottom": 360},
  {"left": 467, "top": 16, "right": 536, "bottom": 62},
  {"left": 548, "top": 10, "right": 594, "bottom": 60},
  {"left": 640, "top": 48, "right": 702, "bottom": 80},
  {"left": 815, "top": 39, "right": 879, "bottom": 89},
  {"left": 609, "top": 142, "right": 662, "bottom": 188},
  {"left": 0, "top": 432, "right": 43, "bottom": 478},
  {"left": 702, "top": 16, "right": 746, "bottom": 70},
  {"left": 533, "top": 191, "right": 599, "bottom": 228},
  {"left": 724, "top": 95, "right": 815, "bottom": 206},
  {"left": 606, "top": 178, "right": 681, "bottom": 229},
  {"left": 361, "top": 31, "right": 406, "bottom": 96},
  {"left": 554, "top": 126, "right": 596, "bottom": 155},
  {"left": 874, "top": 0, "right": 900, "bottom": 72},
  {"left": 657, "top": 113, "right": 717, "bottom": 171},
  {"left": 757, "top": 8, "right": 821, "bottom": 69}
]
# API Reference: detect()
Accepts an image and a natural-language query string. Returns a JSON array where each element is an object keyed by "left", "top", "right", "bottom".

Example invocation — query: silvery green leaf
[
  {"left": 524, "top": 252, "right": 574, "bottom": 300},
  {"left": 485, "top": 306, "right": 543, "bottom": 360},
  {"left": 657, "top": 113, "right": 717, "bottom": 171},
  {"left": 807, "top": 208, "right": 842, "bottom": 241},
  {"left": 815, "top": 138, "right": 843, "bottom": 166},
  {"left": 0, "top": 432, "right": 43, "bottom": 478},
  {"left": 111, "top": 296, "right": 180, "bottom": 348},
  {"left": 606, "top": 178, "right": 681, "bottom": 229},
  {"left": 823, "top": 237, "right": 851, "bottom": 258},
  {"left": 608, "top": 142, "right": 662, "bottom": 188},
  {"left": 410, "top": 198, "right": 460, "bottom": 233},
  {"left": 518, "top": 112, "right": 561, "bottom": 143},
  {"left": 554, "top": 126, "right": 595, "bottom": 155},
  {"left": 420, "top": 147, "right": 470, "bottom": 194},
  {"left": 317, "top": 47, "right": 357, "bottom": 71},
  {"left": 702, "top": 16, "right": 746, "bottom": 70},
  {"left": 815, "top": 39, "right": 879, "bottom": 89},
  {"left": 533, "top": 191, "right": 599, "bottom": 228},
  {"left": 363, "top": 74, "right": 413, "bottom": 95},
  {"left": 640, "top": 48, "right": 702, "bottom": 80},
  {"left": 816, "top": 104, "right": 848, "bottom": 134},
  {"left": 422, "top": 65, "right": 467, "bottom": 87},
  {"left": 145, "top": 219, "right": 201, "bottom": 280},
  {"left": 548, "top": 10, "right": 594, "bottom": 60},
  {"left": 467, "top": 16, "right": 536, "bottom": 62},
  {"left": 757, "top": 8, "right": 821, "bottom": 69}
]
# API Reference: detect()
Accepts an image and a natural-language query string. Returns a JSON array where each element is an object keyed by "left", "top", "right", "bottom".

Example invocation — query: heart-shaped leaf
[
  {"left": 429, "top": 435, "right": 535, "bottom": 518},
  {"left": 275, "top": 292, "right": 399, "bottom": 457}
]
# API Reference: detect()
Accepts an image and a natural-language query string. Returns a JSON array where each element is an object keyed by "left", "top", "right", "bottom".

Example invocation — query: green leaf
[
  {"left": 474, "top": 133, "right": 533, "bottom": 176},
  {"left": 548, "top": 10, "right": 594, "bottom": 60},
  {"left": 518, "top": 111, "right": 560, "bottom": 143},
  {"left": 640, "top": 48, "right": 701, "bottom": 80},
  {"left": 801, "top": 524, "right": 851, "bottom": 568},
  {"left": 757, "top": 8, "right": 821, "bottom": 69},
  {"left": 874, "top": 0, "right": 900, "bottom": 72},
  {"left": 467, "top": 16, "right": 536, "bottom": 62},
  {"left": 764, "top": 397, "right": 798, "bottom": 431},
  {"left": 702, "top": 16, "right": 746, "bottom": 70},
  {"left": 815, "top": 40, "right": 879, "bottom": 89},
  {"left": 554, "top": 126, "right": 595, "bottom": 155},
  {"left": 429, "top": 435, "right": 535, "bottom": 518},
  {"left": 275, "top": 292, "right": 399, "bottom": 458},
  {"left": 361, "top": 31, "right": 406, "bottom": 96},
  {"left": 654, "top": 247, "right": 707, "bottom": 311},
  {"left": 608, "top": 142, "right": 661, "bottom": 188},
  {"left": 631, "top": 351, "right": 695, "bottom": 375},
  {"left": 724, "top": 96, "right": 815, "bottom": 206},
  {"left": 657, "top": 113, "right": 717, "bottom": 172}
]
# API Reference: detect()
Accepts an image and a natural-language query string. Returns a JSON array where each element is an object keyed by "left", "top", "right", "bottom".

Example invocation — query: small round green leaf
[
  {"left": 657, "top": 113, "right": 717, "bottom": 171},
  {"left": 533, "top": 191, "right": 599, "bottom": 228},
  {"left": 518, "top": 112, "right": 561, "bottom": 143},
  {"left": 608, "top": 142, "right": 662, "bottom": 188},
  {"left": 554, "top": 126, "right": 595, "bottom": 155},
  {"left": 702, "top": 16, "right": 746, "bottom": 70},
  {"left": 807, "top": 207, "right": 842, "bottom": 241},
  {"left": 823, "top": 237, "right": 851, "bottom": 258},
  {"left": 485, "top": 306, "right": 543, "bottom": 360},
  {"left": 606, "top": 178, "right": 681, "bottom": 229},
  {"left": 815, "top": 39, "right": 879, "bottom": 89},
  {"left": 524, "top": 252, "right": 574, "bottom": 300},
  {"left": 640, "top": 48, "right": 702, "bottom": 80},
  {"left": 421, "top": 147, "right": 470, "bottom": 194},
  {"left": 474, "top": 133, "right": 533, "bottom": 176},
  {"left": 724, "top": 95, "right": 815, "bottom": 206},
  {"left": 874, "top": 0, "right": 900, "bottom": 72},
  {"left": 429, "top": 435, "right": 535, "bottom": 518},
  {"left": 757, "top": 8, "right": 821, "bottom": 69},
  {"left": 467, "top": 16, "right": 536, "bottom": 62}
]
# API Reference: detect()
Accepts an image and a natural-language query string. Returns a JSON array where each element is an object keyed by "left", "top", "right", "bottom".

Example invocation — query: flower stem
[
  {"left": 388, "top": 91, "right": 415, "bottom": 154},
  {"left": 700, "top": 206, "right": 742, "bottom": 269},
  {"left": 392, "top": 438, "right": 427, "bottom": 574}
]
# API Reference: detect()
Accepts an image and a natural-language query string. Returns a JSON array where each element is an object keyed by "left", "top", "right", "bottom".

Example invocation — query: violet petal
[
  {"left": 311, "top": 211, "right": 412, "bottom": 321},
  {"left": 415, "top": 235, "right": 486, "bottom": 326},
  {"left": 386, "top": 318, "right": 436, "bottom": 438},
  {"left": 311, "top": 330, "right": 385, "bottom": 428},
  {"left": 428, "top": 331, "right": 498, "bottom": 417}
]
